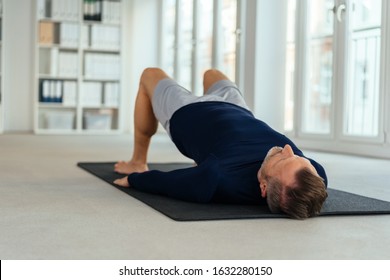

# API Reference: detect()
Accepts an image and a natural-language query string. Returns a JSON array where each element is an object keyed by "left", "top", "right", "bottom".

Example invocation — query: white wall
[
  {"left": 3, "top": 0, "right": 34, "bottom": 132},
  {"left": 121, "top": 0, "right": 160, "bottom": 133}
]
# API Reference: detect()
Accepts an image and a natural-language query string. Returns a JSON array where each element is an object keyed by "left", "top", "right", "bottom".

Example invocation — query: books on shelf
[
  {"left": 59, "top": 22, "right": 79, "bottom": 47},
  {"left": 90, "top": 25, "right": 120, "bottom": 50},
  {"left": 38, "top": 0, "right": 121, "bottom": 24},
  {"left": 39, "top": 21, "right": 55, "bottom": 44},
  {"left": 63, "top": 81, "right": 78, "bottom": 106},
  {"left": 81, "top": 82, "right": 119, "bottom": 107},
  {"left": 39, "top": 21, "right": 79, "bottom": 47},
  {"left": 84, "top": 0, "right": 121, "bottom": 24},
  {"left": 58, "top": 51, "right": 79, "bottom": 77},
  {"left": 40, "top": 79, "right": 77, "bottom": 106},
  {"left": 39, "top": 22, "right": 121, "bottom": 50},
  {"left": 103, "top": 82, "right": 119, "bottom": 106},
  {"left": 36, "top": 0, "right": 122, "bottom": 133},
  {"left": 37, "top": 0, "right": 80, "bottom": 21},
  {"left": 81, "top": 25, "right": 89, "bottom": 48},
  {"left": 81, "top": 81, "right": 102, "bottom": 106},
  {"left": 102, "top": 0, "right": 121, "bottom": 24},
  {"left": 84, "top": 0, "right": 102, "bottom": 21},
  {"left": 84, "top": 53, "right": 120, "bottom": 80}
]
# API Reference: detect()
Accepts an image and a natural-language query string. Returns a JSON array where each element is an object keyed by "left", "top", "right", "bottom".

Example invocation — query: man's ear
[{"left": 260, "top": 181, "right": 267, "bottom": 198}]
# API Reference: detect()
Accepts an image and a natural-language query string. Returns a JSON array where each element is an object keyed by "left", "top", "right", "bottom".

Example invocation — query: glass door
[
  {"left": 301, "top": 0, "right": 335, "bottom": 135},
  {"left": 343, "top": 0, "right": 383, "bottom": 139},
  {"left": 289, "top": 0, "right": 387, "bottom": 150}
]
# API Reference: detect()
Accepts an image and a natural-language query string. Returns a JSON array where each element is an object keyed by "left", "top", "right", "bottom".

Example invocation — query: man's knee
[
  {"left": 204, "top": 69, "right": 221, "bottom": 80},
  {"left": 203, "top": 69, "right": 229, "bottom": 93},
  {"left": 140, "top": 68, "right": 170, "bottom": 94},
  {"left": 141, "top": 67, "right": 165, "bottom": 82}
]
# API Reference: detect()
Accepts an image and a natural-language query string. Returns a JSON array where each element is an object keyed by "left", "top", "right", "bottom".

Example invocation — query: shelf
[
  {"left": 83, "top": 47, "right": 120, "bottom": 53},
  {"left": 82, "top": 106, "right": 119, "bottom": 110},
  {"left": 39, "top": 74, "right": 78, "bottom": 80},
  {"left": 83, "top": 20, "right": 121, "bottom": 27},
  {"left": 39, "top": 18, "right": 79, "bottom": 24},
  {"left": 34, "top": 0, "right": 123, "bottom": 135},
  {"left": 39, "top": 44, "right": 79, "bottom": 51},
  {"left": 38, "top": 103, "right": 77, "bottom": 109},
  {"left": 82, "top": 77, "right": 120, "bottom": 82}
]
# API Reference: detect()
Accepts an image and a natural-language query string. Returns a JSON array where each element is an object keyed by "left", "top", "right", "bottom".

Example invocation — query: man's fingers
[{"left": 113, "top": 177, "right": 129, "bottom": 187}]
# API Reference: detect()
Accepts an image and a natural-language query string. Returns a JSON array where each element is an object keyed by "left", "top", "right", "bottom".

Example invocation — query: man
[{"left": 114, "top": 68, "right": 328, "bottom": 219}]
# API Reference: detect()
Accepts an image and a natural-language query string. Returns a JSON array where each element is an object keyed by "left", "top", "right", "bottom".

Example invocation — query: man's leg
[
  {"left": 203, "top": 69, "right": 230, "bottom": 94},
  {"left": 114, "top": 68, "right": 170, "bottom": 174}
]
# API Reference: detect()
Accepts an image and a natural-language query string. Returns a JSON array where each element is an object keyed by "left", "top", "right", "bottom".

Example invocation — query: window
[
  {"left": 286, "top": 0, "right": 390, "bottom": 157},
  {"left": 160, "top": 0, "right": 240, "bottom": 94},
  {"left": 302, "top": 0, "right": 334, "bottom": 135},
  {"left": 344, "top": 0, "right": 382, "bottom": 136}
]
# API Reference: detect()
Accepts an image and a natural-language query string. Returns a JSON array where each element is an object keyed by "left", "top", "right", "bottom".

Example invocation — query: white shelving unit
[
  {"left": 33, "top": 0, "right": 122, "bottom": 134},
  {"left": 0, "top": 0, "right": 3, "bottom": 133}
]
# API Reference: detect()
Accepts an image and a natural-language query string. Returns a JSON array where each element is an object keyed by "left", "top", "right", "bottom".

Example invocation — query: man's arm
[{"left": 115, "top": 156, "right": 220, "bottom": 203}]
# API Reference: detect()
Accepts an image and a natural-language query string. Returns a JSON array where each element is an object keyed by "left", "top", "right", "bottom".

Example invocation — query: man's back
[{"left": 149, "top": 101, "right": 328, "bottom": 204}]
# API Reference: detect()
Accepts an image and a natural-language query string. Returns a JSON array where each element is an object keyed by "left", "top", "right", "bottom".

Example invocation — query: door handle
[{"left": 335, "top": 3, "right": 346, "bottom": 22}]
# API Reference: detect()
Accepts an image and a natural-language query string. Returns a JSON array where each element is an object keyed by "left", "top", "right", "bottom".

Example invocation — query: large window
[
  {"left": 160, "top": 0, "right": 240, "bottom": 95},
  {"left": 345, "top": 0, "right": 382, "bottom": 136},
  {"left": 303, "top": 0, "right": 334, "bottom": 134},
  {"left": 285, "top": 0, "right": 390, "bottom": 156}
]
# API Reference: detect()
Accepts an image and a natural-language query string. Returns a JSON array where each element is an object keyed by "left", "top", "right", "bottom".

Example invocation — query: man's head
[{"left": 257, "top": 144, "right": 328, "bottom": 219}]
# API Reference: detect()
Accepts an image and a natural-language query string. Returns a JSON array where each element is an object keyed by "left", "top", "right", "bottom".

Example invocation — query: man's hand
[{"left": 113, "top": 176, "right": 130, "bottom": 187}]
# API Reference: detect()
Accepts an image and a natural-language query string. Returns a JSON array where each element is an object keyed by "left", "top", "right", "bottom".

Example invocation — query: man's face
[{"left": 258, "top": 144, "right": 317, "bottom": 188}]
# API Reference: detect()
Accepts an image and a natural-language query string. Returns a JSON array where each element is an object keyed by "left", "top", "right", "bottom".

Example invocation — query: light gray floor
[{"left": 1, "top": 133, "right": 390, "bottom": 259}]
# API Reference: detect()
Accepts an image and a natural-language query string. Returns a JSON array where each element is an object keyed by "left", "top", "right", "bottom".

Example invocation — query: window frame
[{"left": 290, "top": 0, "right": 390, "bottom": 157}]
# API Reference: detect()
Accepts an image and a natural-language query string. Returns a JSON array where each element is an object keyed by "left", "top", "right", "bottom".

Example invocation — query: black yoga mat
[{"left": 78, "top": 162, "right": 390, "bottom": 221}]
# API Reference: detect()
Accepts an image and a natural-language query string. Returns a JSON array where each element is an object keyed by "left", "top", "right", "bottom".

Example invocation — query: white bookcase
[
  {"left": 33, "top": 0, "right": 122, "bottom": 134},
  {"left": 0, "top": 0, "right": 3, "bottom": 133}
]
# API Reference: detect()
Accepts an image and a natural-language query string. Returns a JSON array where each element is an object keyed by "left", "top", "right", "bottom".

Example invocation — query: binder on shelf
[
  {"left": 81, "top": 82, "right": 102, "bottom": 106},
  {"left": 39, "top": 21, "right": 54, "bottom": 44},
  {"left": 40, "top": 79, "right": 77, "bottom": 106},
  {"left": 102, "top": 0, "right": 121, "bottom": 24},
  {"left": 40, "top": 79, "right": 63, "bottom": 103},
  {"left": 58, "top": 51, "right": 79, "bottom": 77},
  {"left": 59, "top": 22, "right": 79, "bottom": 47},
  {"left": 84, "top": 0, "right": 102, "bottom": 21},
  {"left": 103, "top": 82, "right": 119, "bottom": 107},
  {"left": 51, "top": 0, "right": 80, "bottom": 21},
  {"left": 82, "top": 25, "right": 90, "bottom": 48},
  {"left": 90, "top": 25, "right": 120, "bottom": 50},
  {"left": 63, "top": 81, "right": 77, "bottom": 106},
  {"left": 37, "top": 0, "right": 48, "bottom": 19},
  {"left": 84, "top": 53, "right": 120, "bottom": 80},
  {"left": 41, "top": 80, "right": 51, "bottom": 102}
]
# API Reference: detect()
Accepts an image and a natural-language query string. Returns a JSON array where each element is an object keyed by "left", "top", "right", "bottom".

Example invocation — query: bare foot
[{"left": 114, "top": 161, "right": 149, "bottom": 175}]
